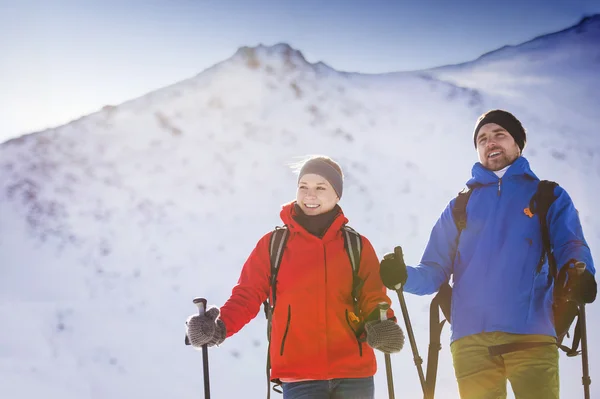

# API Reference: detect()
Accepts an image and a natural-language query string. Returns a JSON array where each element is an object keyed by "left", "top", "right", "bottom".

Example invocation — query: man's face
[{"left": 476, "top": 123, "right": 521, "bottom": 171}]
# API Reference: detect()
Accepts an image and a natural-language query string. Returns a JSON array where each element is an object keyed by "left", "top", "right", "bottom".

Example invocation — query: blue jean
[{"left": 282, "top": 377, "right": 374, "bottom": 399}]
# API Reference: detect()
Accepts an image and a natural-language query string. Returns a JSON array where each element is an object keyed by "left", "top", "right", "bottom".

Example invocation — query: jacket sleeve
[
  {"left": 219, "top": 233, "right": 272, "bottom": 337},
  {"left": 548, "top": 186, "right": 595, "bottom": 275},
  {"left": 357, "top": 236, "right": 396, "bottom": 321},
  {"left": 404, "top": 200, "right": 457, "bottom": 295}
]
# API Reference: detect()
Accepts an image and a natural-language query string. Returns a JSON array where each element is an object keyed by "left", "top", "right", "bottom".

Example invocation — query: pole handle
[
  {"left": 393, "top": 246, "right": 404, "bottom": 291},
  {"left": 184, "top": 297, "right": 208, "bottom": 346},
  {"left": 194, "top": 297, "right": 207, "bottom": 316},
  {"left": 378, "top": 302, "right": 390, "bottom": 321},
  {"left": 572, "top": 261, "right": 586, "bottom": 275}
]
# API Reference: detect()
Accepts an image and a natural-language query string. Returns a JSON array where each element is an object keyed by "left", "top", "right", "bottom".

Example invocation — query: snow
[{"left": 1, "top": 15, "right": 599, "bottom": 399}]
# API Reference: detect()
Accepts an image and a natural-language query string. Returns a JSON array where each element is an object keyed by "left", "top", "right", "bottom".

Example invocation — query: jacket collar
[
  {"left": 280, "top": 201, "right": 348, "bottom": 242},
  {"left": 466, "top": 156, "right": 538, "bottom": 187}
]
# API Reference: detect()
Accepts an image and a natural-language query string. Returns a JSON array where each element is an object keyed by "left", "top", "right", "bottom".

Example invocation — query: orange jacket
[{"left": 219, "top": 202, "right": 394, "bottom": 381}]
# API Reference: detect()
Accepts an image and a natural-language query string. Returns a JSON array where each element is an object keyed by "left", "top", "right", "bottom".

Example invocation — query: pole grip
[
  {"left": 393, "top": 246, "right": 404, "bottom": 291},
  {"left": 194, "top": 297, "right": 207, "bottom": 316},
  {"left": 184, "top": 297, "right": 208, "bottom": 346},
  {"left": 378, "top": 302, "right": 390, "bottom": 321},
  {"left": 573, "top": 261, "right": 586, "bottom": 275}
]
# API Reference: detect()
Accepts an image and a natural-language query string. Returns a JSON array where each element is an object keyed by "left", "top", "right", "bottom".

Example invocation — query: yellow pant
[{"left": 450, "top": 332, "right": 559, "bottom": 399}]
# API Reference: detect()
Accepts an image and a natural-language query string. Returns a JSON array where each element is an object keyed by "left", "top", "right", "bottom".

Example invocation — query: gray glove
[
  {"left": 364, "top": 319, "right": 404, "bottom": 354},
  {"left": 186, "top": 306, "right": 227, "bottom": 348}
]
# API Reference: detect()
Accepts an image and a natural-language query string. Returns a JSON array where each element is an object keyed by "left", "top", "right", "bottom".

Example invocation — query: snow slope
[{"left": 1, "top": 15, "right": 599, "bottom": 399}]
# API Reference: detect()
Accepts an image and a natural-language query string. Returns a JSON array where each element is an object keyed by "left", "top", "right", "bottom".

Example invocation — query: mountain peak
[
  {"left": 572, "top": 13, "right": 600, "bottom": 35},
  {"left": 577, "top": 13, "right": 600, "bottom": 27},
  {"left": 531, "top": 13, "right": 600, "bottom": 41},
  {"left": 228, "top": 42, "right": 323, "bottom": 72},
  {"left": 232, "top": 43, "right": 307, "bottom": 65}
]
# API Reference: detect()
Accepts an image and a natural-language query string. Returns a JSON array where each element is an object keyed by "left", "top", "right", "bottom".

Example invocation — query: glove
[
  {"left": 364, "top": 320, "right": 405, "bottom": 354},
  {"left": 186, "top": 306, "right": 227, "bottom": 348},
  {"left": 380, "top": 252, "right": 408, "bottom": 290},
  {"left": 557, "top": 260, "right": 597, "bottom": 304},
  {"left": 578, "top": 270, "right": 597, "bottom": 303}
]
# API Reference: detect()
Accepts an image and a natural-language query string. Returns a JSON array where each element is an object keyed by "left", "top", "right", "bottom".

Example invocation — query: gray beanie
[{"left": 297, "top": 157, "right": 343, "bottom": 199}]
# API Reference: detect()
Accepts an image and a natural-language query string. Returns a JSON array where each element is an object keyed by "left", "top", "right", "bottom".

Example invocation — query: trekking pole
[
  {"left": 570, "top": 262, "right": 591, "bottom": 399},
  {"left": 385, "top": 246, "right": 429, "bottom": 399},
  {"left": 378, "top": 302, "right": 395, "bottom": 399},
  {"left": 189, "top": 297, "right": 211, "bottom": 399},
  {"left": 579, "top": 303, "right": 591, "bottom": 399}
]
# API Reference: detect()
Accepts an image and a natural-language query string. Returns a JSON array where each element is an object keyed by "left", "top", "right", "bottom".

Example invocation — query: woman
[{"left": 186, "top": 155, "right": 403, "bottom": 399}]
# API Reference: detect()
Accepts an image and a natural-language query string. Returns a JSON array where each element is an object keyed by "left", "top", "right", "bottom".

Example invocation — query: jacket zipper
[
  {"left": 324, "top": 244, "right": 327, "bottom": 285},
  {"left": 279, "top": 305, "right": 291, "bottom": 355},
  {"left": 482, "top": 177, "right": 502, "bottom": 332}
]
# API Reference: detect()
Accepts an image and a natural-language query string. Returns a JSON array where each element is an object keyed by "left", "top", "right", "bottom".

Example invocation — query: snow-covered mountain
[
  {"left": 1, "top": 15, "right": 599, "bottom": 399},
  {"left": 424, "top": 14, "right": 600, "bottom": 127}
]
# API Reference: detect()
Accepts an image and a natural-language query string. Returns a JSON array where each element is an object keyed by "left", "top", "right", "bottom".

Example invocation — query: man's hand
[
  {"left": 558, "top": 260, "right": 597, "bottom": 304},
  {"left": 380, "top": 251, "right": 408, "bottom": 290}
]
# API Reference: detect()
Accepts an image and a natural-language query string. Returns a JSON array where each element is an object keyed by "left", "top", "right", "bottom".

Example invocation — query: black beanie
[{"left": 473, "top": 109, "right": 526, "bottom": 151}]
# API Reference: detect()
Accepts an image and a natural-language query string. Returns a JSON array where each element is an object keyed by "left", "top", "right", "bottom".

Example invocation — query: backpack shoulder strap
[
  {"left": 529, "top": 180, "right": 559, "bottom": 276},
  {"left": 452, "top": 187, "right": 475, "bottom": 232},
  {"left": 342, "top": 225, "right": 363, "bottom": 306},
  {"left": 266, "top": 225, "right": 289, "bottom": 313},
  {"left": 264, "top": 225, "right": 289, "bottom": 399},
  {"left": 342, "top": 225, "right": 362, "bottom": 274},
  {"left": 342, "top": 225, "right": 366, "bottom": 332},
  {"left": 269, "top": 226, "right": 289, "bottom": 276}
]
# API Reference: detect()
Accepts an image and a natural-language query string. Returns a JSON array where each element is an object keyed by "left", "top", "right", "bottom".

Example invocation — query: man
[{"left": 380, "top": 109, "right": 597, "bottom": 399}]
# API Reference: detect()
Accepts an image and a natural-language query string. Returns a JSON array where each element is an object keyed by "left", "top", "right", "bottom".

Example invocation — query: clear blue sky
[{"left": 1, "top": 0, "right": 599, "bottom": 141}]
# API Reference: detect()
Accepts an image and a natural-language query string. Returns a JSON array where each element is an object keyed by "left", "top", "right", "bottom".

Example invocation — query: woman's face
[{"left": 296, "top": 173, "right": 340, "bottom": 215}]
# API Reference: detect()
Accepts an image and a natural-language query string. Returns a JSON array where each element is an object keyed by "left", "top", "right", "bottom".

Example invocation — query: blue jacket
[{"left": 404, "top": 156, "right": 595, "bottom": 342}]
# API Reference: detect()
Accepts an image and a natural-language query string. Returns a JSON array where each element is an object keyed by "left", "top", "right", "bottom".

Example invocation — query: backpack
[
  {"left": 425, "top": 180, "right": 584, "bottom": 398},
  {"left": 263, "top": 224, "right": 363, "bottom": 398}
]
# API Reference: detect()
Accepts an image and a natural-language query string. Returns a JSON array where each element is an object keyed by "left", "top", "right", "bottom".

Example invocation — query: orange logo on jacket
[{"left": 524, "top": 208, "right": 534, "bottom": 218}]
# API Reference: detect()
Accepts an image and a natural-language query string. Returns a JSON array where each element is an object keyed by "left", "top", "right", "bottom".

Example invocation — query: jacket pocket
[
  {"left": 279, "top": 304, "right": 291, "bottom": 356},
  {"left": 345, "top": 309, "right": 363, "bottom": 356},
  {"left": 527, "top": 268, "right": 553, "bottom": 322}
]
